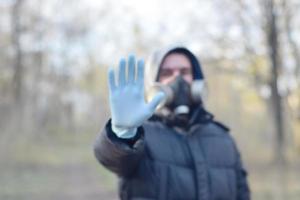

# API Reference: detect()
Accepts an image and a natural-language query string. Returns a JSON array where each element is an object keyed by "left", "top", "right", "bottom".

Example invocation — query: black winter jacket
[{"left": 94, "top": 110, "right": 250, "bottom": 200}]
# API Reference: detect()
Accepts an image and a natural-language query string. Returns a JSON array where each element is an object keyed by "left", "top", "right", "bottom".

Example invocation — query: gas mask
[
  {"left": 165, "top": 75, "right": 193, "bottom": 115},
  {"left": 147, "top": 75, "right": 206, "bottom": 116}
]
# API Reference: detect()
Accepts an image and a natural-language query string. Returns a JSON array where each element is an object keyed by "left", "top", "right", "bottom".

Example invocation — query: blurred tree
[
  {"left": 11, "top": 0, "right": 25, "bottom": 129},
  {"left": 215, "top": 0, "right": 300, "bottom": 163},
  {"left": 263, "top": 0, "right": 285, "bottom": 164}
]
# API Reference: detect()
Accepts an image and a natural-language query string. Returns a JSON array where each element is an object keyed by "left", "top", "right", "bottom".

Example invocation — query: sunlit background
[{"left": 1, "top": 0, "right": 300, "bottom": 199}]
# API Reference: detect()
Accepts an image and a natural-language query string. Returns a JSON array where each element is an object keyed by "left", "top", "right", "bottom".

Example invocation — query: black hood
[{"left": 156, "top": 47, "right": 204, "bottom": 81}]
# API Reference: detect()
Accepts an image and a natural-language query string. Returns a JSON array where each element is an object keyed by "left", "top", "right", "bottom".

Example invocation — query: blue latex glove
[{"left": 108, "top": 55, "right": 165, "bottom": 138}]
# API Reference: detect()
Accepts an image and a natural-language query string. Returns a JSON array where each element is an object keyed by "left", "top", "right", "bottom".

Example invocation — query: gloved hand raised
[{"left": 108, "top": 55, "right": 165, "bottom": 138}]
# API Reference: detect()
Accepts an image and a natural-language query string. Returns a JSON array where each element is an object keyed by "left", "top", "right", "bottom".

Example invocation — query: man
[{"left": 94, "top": 47, "right": 250, "bottom": 200}]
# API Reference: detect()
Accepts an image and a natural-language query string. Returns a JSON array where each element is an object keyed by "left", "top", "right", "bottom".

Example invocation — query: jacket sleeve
[
  {"left": 235, "top": 148, "right": 251, "bottom": 200},
  {"left": 93, "top": 119, "right": 145, "bottom": 178}
]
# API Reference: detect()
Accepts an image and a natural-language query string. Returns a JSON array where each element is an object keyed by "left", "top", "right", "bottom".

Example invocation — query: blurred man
[{"left": 94, "top": 47, "right": 250, "bottom": 200}]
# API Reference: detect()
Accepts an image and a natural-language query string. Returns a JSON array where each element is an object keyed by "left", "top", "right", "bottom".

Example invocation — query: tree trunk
[
  {"left": 265, "top": 0, "right": 285, "bottom": 164},
  {"left": 11, "top": 0, "right": 25, "bottom": 127}
]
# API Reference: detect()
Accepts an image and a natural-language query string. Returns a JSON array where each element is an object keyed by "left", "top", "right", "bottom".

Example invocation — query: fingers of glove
[
  {"left": 148, "top": 91, "right": 165, "bottom": 112},
  {"left": 128, "top": 54, "right": 136, "bottom": 84},
  {"left": 118, "top": 58, "right": 126, "bottom": 87},
  {"left": 137, "top": 59, "right": 145, "bottom": 86},
  {"left": 108, "top": 67, "right": 116, "bottom": 92}
]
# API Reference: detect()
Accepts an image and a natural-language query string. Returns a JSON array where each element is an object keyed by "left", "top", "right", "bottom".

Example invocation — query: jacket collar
[{"left": 149, "top": 105, "right": 214, "bottom": 130}]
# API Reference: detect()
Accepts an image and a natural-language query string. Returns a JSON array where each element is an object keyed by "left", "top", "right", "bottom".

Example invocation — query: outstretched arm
[
  {"left": 94, "top": 55, "right": 164, "bottom": 177},
  {"left": 94, "top": 119, "right": 145, "bottom": 177}
]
